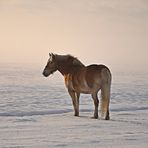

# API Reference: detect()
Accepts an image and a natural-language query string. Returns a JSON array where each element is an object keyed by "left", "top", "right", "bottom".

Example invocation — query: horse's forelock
[{"left": 48, "top": 53, "right": 56, "bottom": 63}]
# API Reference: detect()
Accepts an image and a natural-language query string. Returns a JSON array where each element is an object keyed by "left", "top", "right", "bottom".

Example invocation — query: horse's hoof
[
  {"left": 74, "top": 113, "right": 79, "bottom": 117},
  {"left": 91, "top": 116, "right": 98, "bottom": 119},
  {"left": 99, "top": 116, "right": 110, "bottom": 120},
  {"left": 105, "top": 116, "right": 110, "bottom": 120}
]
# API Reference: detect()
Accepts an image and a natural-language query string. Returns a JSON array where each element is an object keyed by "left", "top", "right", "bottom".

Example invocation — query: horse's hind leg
[
  {"left": 68, "top": 90, "right": 80, "bottom": 116},
  {"left": 92, "top": 93, "right": 99, "bottom": 119},
  {"left": 100, "top": 85, "right": 110, "bottom": 120}
]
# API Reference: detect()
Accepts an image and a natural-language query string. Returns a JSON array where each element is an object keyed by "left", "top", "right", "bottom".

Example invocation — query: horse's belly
[
  {"left": 73, "top": 79, "right": 94, "bottom": 94},
  {"left": 76, "top": 88, "right": 92, "bottom": 94}
]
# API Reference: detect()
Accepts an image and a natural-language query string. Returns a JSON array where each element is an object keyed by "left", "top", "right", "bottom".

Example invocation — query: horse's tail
[{"left": 100, "top": 68, "right": 111, "bottom": 120}]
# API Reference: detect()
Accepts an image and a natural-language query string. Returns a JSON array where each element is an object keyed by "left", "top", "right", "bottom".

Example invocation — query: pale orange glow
[{"left": 0, "top": 0, "right": 148, "bottom": 72}]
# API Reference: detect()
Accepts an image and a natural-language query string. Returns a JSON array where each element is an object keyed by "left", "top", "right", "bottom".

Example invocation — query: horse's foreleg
[
  {"left": 92, "top": 93, "right": 99, "bottom": 119},
  {"left": 68, "top": 90, "right": 80, "bottom": 116}
]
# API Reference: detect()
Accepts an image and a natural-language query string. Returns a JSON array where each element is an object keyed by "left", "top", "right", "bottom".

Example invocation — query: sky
[{"left": 0, "top": 0, "right": 148, "bottom": 73}]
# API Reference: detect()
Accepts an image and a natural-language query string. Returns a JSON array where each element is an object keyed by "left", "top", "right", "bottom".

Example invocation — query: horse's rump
[{"left": 85, "top": 64, "right": 111, "bottom": 88}]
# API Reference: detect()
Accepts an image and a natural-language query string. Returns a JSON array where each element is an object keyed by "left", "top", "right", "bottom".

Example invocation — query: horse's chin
[
  {"left": 43, "top": 72, "right": 50, "bottom": 77},
  {"left": 43, "top": 73, "right": 48, "bottom": 77},
  {"left": 43, "top": 71, "right": 54, "bottom": 77}
]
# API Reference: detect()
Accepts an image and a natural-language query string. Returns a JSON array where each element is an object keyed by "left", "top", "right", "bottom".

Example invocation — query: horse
[{"left": 43, "top": 53, "right": 112, "bottom": 120}]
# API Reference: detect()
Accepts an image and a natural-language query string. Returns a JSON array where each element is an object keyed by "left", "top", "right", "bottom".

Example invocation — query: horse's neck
[
  {"left": 56, "top": 55, "right": 69, "bottom": 75},
  {"left": 56, "top": 54, "right": 84, "bottom": 75}
]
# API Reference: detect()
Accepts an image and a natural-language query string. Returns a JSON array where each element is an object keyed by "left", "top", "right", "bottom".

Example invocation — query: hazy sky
[{"left": 0, "top": 0, "right": 148, "bottom": 72}]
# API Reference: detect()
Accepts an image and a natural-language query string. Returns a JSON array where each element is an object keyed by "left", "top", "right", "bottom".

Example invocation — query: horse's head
[{"left": 43, "top": 53, "right": 58, "bottom": 77}]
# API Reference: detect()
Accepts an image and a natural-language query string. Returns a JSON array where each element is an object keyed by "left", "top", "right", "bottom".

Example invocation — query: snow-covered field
[{"left": 0, "top": 65, "right": 148, "bottom": 148}]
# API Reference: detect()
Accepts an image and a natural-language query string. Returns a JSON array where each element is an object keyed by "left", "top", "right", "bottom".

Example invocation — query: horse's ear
[
  {"left": 49, "top": 53, "right": 55, "bottom": 62},
  {"left": 49, "top": 53, "right": 52, "bottom": 57},
  {"left": 51, "top": 53, "right": 54, "bottom": 57},
  {"left": 49, "top": 53, "right": 53, "bottom": 61}
]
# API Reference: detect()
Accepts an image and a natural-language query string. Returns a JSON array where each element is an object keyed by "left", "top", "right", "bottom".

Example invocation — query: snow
[
  {"left": 0, "top": 110, "right": 148, "bottom": 148},
  {"left": 0, "top": 66, "right": 148, "bottom": 147}
]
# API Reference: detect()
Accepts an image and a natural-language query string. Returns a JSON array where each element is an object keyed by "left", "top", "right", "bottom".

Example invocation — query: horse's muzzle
[{"left": 42, "top": 71, "right": 49, "bottom": 77}]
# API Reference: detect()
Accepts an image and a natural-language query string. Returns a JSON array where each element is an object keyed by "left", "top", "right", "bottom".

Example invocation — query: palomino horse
[{"left": 43, "top": 53, "right": 111, "bottom": 120}]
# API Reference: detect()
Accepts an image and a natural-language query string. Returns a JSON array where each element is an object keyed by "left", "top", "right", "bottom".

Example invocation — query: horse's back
[{"left": 86, "top": 64, "right": 110, "bottom": 72}]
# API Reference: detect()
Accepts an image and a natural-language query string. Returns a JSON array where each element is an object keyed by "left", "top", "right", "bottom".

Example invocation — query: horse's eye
[{"left": 50, "top": 61, "right": 54, "bottom": 64}]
